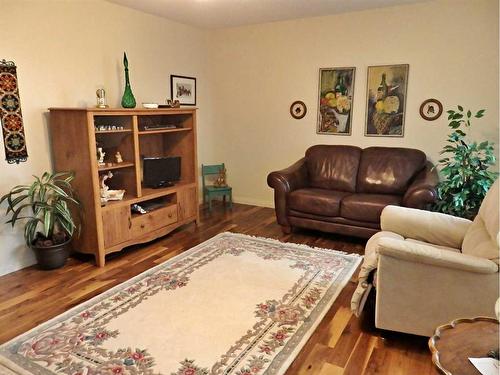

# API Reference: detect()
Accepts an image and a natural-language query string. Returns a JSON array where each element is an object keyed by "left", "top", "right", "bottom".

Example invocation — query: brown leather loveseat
[{"left": 267, "top": 145, "right": 438, "bottom": 238}]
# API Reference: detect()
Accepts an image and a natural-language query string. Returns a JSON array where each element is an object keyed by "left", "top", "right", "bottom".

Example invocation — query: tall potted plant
[
  {"left": 434, "top": 106, "right": 497, "bottom": 219},
  {"left": 0, "top": 171, "right": 80, "bottom": 269}
]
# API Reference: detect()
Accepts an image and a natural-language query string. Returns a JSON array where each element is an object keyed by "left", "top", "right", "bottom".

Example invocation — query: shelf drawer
[{"left": 131, "top": 204, "right": 178, "bottom": 237}]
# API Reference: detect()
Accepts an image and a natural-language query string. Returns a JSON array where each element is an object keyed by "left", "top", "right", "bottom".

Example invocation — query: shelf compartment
[
  {"left": 94, "top": 115, "right": 133, "bottom": 131},
  {"left": 98, "top": 162, "right": 135, "bottom": 172},
  {"left": 138, "top": 128, "right": 191, "bottom": 135},
  {"left": 95, "top": 131, "right": 135, "bottom": 176},
  {"left": 137, "top": 114, "right": 193, "bottom": 132},
  {"left": 99, "top": 168, "right": 138, "bottom": 200},
  {"left": 139, "top": 131, "right": 196, "bottom": 186},
  {"left": 100, "top": 181, "right": 195, "bottom": 211},
  {"left": 130, "top": 194, "right": 176, "bottom": 218},
  {"left": 95, "top": 129, "right": 133, "bottom": 134}
]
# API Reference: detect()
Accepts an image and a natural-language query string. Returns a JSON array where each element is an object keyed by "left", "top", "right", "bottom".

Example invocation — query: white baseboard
[{"left": 233, "top": 196, "right": 274, "bottom": 208}]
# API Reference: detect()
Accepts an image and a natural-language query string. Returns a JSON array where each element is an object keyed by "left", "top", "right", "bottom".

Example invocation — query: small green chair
[{"left": 202, "top": 163, "right": 232, "bottom": 212}]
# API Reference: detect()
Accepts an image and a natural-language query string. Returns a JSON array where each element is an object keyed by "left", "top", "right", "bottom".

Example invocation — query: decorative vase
[
  {"left": 121, "top": 52, "right": 136, "bottom": 108},
  {"left": 336, "top": 112, "right": 349, "bottom": 133}
]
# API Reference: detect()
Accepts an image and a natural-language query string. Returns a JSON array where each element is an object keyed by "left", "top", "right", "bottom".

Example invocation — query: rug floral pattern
[{"left": 0, "top": 233, "right": 361, "bottom": 375}]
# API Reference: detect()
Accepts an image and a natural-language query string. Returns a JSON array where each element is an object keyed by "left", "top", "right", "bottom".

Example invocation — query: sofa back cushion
[
  {"left": 357, "top": 147, "right": 426, "bottom": 194},
  {"left": 462, "top": 179, "right": 499, "bottom": 263},
  {"left": 305, "top": 145, "right": 362, "bottom": 192}
]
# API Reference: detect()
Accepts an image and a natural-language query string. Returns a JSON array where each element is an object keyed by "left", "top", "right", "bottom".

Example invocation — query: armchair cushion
[
  {"left": 381, "top": 205, "right": 472, "bottom": 249},
  {"left": 288, "top": 188, "right": 350, "bottom": 216},
  {"left": 378, "top": 237, "right": 499, "bottom": 274},
  {"left": 478, "top": 178, "right": 499, "bottom": 243},
  {"left": 305, "top": 145, "right": 361, "bottom": 192},
  {"left": 462, "top": 217, "right": 499, "bottom": 264},
  {"left": 341, "top": 194, "right": 402, "bottom": 223},
  {"left": 462, "top": 179, "right": 499, "bottom": 263},
  {"left": 356, "top": 147, "right": 426, "bottom": 194}
]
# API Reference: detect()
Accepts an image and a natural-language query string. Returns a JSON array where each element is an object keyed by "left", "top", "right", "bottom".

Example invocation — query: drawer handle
[
  {"left": 128, "top": 217, "right": 132, "bottom": 229},
  {"left": 168, "top": 213, "right": 173, "bottom": 218},
  {"left": 140, "top": 224, "right": 145, "bottom": 229}
]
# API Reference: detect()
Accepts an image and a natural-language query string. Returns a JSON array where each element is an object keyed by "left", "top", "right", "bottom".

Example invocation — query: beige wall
[
  {"left": 0, "top": 0, "right": 215, "bottom": 275},
  {"left": 208, "top": 0, "right": 499, "bottom": 207}
]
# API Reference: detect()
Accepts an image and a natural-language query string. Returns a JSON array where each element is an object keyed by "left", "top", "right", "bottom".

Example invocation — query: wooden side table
[{"left": 429, "top": 317, "right": 499, "bottom": 375}]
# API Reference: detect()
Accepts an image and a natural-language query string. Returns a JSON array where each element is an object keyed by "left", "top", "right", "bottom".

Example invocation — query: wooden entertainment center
[{"left": 48, "top": 108, "right": 199, "bottom": 266}]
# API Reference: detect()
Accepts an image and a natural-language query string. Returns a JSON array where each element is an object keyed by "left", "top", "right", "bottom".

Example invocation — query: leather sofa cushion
[
  {"left": 288, "top": 210, "right": 380, "bottom": 229},
  {"left": 288, "top": 188, "right": 351, "bottom": 216},
  {"left": 306, "top": 145, "right": 362, "bottom": 193},
  {"left": 341, "top": 193, "right": 402, "bottom": 223},
  {"left": 357, "top": 147, "right": 426, "bottom": 194}
]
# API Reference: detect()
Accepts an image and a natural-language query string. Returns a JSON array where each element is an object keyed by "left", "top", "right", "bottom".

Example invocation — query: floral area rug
[{"left": 0, "top": 232, "right": 361, "bottom": 375}]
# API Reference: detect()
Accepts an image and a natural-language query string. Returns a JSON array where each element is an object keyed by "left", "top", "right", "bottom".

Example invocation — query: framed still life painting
[
  {"left": 317, "top": 67, "right": 355, "bottom": 135},
  {"left": 365, "top": 64, "right": 409, "bottom": 137}
]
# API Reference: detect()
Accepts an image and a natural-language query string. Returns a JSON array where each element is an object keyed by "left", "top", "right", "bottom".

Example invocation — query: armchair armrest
[
  {"left": 378, "top": 237, "right": 498, "bottom": 274},
  {"left": 267, "top": 158, "right": 308, "bottom": 227},
  {"left": 403, "top": 161, "right": 439, "bottom": 209},
  {"left": 381, "top": 205, "right": 472, "bottom": 248}
]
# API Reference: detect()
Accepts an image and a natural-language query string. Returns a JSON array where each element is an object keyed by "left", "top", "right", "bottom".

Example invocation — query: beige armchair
[{"left": 351, "top": 179, "right": 499, "bottom": 337}]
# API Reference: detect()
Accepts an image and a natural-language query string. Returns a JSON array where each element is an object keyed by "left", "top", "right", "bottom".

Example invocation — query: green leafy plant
[
  {"left": 434, "top": 106, "right": 497, "bottom": 219},
  {"left": 0, "top": 171, "right": 80, "bottom": 247}
]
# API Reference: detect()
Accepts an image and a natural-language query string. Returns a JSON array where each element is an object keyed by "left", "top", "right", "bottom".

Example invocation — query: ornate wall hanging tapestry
[{"left": 0, "top": 59, "right": 28, "bottom": 163}]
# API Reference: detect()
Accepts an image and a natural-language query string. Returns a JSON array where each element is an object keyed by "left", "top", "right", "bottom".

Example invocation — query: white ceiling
[{"left": 106, "top": 0, "right": 429, "bottom": 29}]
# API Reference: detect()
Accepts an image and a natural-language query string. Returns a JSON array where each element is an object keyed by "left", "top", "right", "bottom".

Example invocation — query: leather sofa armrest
[
  {"left": 378, "top": 237, "right": 498, "bottom": 274},
  {"left": 267, "top": 158, "right": 308, "bottom": 227},
  {"left": 381, "top": 205, "right": 472, "bottom": 248},
  {"left": 267, "top": 157, "right": 308, "bottom": 193},
  {"left": 403, "top": 161, "right": 439, "bottom": 209}
]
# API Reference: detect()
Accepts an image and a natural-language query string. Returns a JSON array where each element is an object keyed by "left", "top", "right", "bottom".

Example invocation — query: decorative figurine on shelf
[
  {"left": 100, "top": 171, "right": 125, "bottom": 203},
  {"left": 214, "top": 166, "right": 228, "bottom": 188},
  {"left": 121, "top": 52, "right": 136, "bottom": 108},
  {"left": 96, "top": 88, "right": 108, "bottom": 108},
  {"left": 97, "top": 147, "right": 106, "bottom": 166},
  {"left": 115, "top": 151, "right": 123, "bottom": 163},
  {"left": 165, "top": 99, "right": 181, "bottom": 108},
  {"left": 100, "top": 171, "right": 112, "bottom": 196}
]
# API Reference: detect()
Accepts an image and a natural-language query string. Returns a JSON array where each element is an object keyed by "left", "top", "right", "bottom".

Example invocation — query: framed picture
[
  {"left": 365, "top": 64, "right": 409, "bottom": 137},
  {"left": 317, "top": 67, "right": 355, "bottom": 135},
  {"left": 170, "top": 75, "right": 196, "bottom": 106},
  {"left": 420, "top": 98, "right": 443, "bottom": 121}
]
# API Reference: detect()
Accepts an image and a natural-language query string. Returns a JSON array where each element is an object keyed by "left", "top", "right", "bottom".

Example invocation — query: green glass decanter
[{"left": 121, "top": 52, "right": 136, "bottom": 108}]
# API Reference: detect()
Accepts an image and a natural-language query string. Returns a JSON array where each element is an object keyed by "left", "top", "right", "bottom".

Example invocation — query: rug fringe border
[{"left": 222, "top": 231, "right": 363, "bottom": 258}]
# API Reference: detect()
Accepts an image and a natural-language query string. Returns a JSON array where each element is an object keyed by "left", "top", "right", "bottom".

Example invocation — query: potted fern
[
  {"left": 434, "top": 106, "right": 497, "bottom": 219},
  {"left": 0, "top": 171, "right": 80, "bottom": 269}
]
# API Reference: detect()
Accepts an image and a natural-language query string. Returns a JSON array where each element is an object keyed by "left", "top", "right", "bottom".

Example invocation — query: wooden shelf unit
[{"left": 48, "top": 108, "right": 199, "bottom": 267}]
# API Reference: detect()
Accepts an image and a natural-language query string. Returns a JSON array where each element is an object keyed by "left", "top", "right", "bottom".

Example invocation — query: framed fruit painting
[
  {"left": 365, "top": 64, "right": 409, "bottom": 137},
  {"left": 317, "top": 67, "right": 355, "bottom": 135}
]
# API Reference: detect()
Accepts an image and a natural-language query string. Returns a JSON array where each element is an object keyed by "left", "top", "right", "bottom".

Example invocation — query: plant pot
[{"left": 31, "top": 238, "right": 71, "bottom": 270}]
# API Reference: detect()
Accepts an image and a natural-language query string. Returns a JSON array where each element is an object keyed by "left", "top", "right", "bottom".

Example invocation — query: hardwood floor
[{"left": 0, "top": 203, "right": 439, "bottom": 375}]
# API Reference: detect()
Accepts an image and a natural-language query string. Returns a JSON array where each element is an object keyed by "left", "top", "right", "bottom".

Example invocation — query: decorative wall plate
[
  {"left": 290, "top": 101, "right": 307, "bottom": 119},
  {"left": 420, "top": 98, "right": 443, "bottom": 121}
]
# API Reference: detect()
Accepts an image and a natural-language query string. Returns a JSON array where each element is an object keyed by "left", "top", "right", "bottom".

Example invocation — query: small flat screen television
[{"left": 143, "top": 156, "right": 181, "bottom": 188}]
